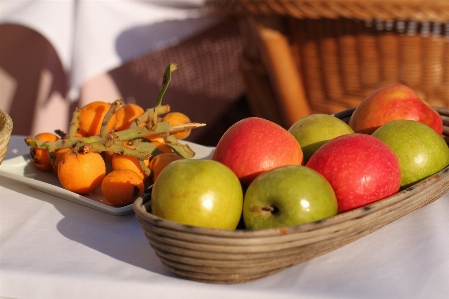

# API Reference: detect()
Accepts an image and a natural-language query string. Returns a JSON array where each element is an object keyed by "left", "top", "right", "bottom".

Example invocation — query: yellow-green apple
[
  {"left": 243, "top": 165, "right": 338, "bottom": 230},
  {"left": 306, "top": 134, "right": 401, "bottom": 212},
  {"left": 372, "top": 120, "right": 449, "bottom": 189},
  {"left": 348, "top": 84, "right": 443, "bottom": 135},
  {"left": 212, "top": 117, "right": 304, "bottom": 185},
  {"left": 288, "top": 114, "right": 354, "bottom": 162},
  {"left": 151, "top": 159, "right": 243, "bottom": 230}
]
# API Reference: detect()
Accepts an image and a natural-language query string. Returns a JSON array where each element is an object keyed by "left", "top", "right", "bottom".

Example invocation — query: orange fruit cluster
[{"left": 30, "top": 101, "right": 190, "bottom": 207}]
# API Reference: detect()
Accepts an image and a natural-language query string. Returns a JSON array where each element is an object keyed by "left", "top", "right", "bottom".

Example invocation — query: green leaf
[
  {"left": 165, "top": 136, "right": 195, "bottom": 158},
  {"left": 155, "top": 63, "right": 177, "bottom": 108}
]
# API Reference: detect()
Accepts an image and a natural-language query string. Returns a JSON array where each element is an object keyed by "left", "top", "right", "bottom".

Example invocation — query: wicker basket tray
[
  {"left": 205, "top": 0, "right": 449, "bottom": 128},
  {"left": 0, "top": 109, "right": 13, "bottom": 165},
  {"left": 133, "top": 107, "right": 449, "bottom": 284}
]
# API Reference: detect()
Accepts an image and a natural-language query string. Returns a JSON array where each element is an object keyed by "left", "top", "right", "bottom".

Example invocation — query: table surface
[{"left": 1, "top": 135, "right": 449, "bottom": 299}]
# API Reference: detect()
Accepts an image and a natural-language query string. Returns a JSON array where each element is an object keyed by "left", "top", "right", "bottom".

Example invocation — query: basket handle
[{"left": 251, "top": 18, "right": 311, "bottom": 126}]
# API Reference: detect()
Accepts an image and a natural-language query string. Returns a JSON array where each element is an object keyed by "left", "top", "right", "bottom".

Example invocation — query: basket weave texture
[
  {"left": 206, "top": 0, "right": 449, "bottom": 128},
  {"left": 134, "top": 107, "right": 449, "bottom": 284},
  {"left": 206, "top": 0, "right": 449, "bottom": 22},
  {"left": 0, "top": 110, "right": 13, "bottom": 165}
]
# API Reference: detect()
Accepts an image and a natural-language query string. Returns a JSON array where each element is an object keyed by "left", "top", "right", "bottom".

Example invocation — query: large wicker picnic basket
[{"left": 205, "top": 0, "right": 449, "bottom": 128}]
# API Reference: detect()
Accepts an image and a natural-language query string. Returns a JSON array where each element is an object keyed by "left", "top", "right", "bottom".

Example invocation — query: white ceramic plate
[{"left": 0, "top": 141, "right": 214, "bottom": 216}]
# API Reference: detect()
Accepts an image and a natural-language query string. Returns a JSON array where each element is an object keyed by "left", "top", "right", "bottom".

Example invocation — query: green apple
[
  {"left": 288, "top": 114, "right": 354, "bottom": 162},
  {"left": 243, "top": 165, "right": 338, "bottom": 230},
  {"left": 151, "top": 159, "right": 243, "bottom": 230},
  {"left": 372, "top": 120, "right": 449, "bottom": 189}
]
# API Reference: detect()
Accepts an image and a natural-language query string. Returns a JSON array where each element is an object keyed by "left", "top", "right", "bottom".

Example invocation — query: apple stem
[{"left": 262, "top": 205, "right": 279, "bottom": 214}]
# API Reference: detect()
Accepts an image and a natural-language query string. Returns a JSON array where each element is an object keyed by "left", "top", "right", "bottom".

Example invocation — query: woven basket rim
[
  {"left": 0, "top": 109, "right": 13, "bottom": 135},
  {"left": 134, "top": 165, "right": 449, "bottom": 237},
  {"left": 0, "top": 109, "right": 13, "bottom": 164}
]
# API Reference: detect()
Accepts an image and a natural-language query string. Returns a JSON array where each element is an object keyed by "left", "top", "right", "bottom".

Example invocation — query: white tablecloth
[{"left": 1, "top": 135, "right": 449, "bottom": 299}]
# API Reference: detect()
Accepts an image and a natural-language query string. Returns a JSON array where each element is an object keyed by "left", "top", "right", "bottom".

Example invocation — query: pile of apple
[{"left": 150, "top": 84, "right": 449, "bottom": 230}]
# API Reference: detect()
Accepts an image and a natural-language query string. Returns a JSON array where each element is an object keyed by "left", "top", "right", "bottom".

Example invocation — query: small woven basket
[
  {"left": 134, "top": 107, "right": 449, "bottom": 284},
  {"left": 205, "top": 0, "right": 449, "bottom": 128},
  {"left": 0, "top": 109, "right": 13, "bottom": 165}
]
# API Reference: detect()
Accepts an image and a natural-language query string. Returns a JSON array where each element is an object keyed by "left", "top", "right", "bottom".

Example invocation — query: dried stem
[
  {"left": 68, "top": 108, "right": 81, "bottom": 138},
  {"left": 100, "top": 99, "right": 122, "bottom": 137}
]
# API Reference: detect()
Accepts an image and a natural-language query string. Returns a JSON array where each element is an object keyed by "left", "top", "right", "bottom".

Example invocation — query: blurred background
[
  {"left": 0, "top": 0, "right": 250, "bottom": 146},
  {"left": 1, "top": 0, "right": 448, "bottom": 146}
]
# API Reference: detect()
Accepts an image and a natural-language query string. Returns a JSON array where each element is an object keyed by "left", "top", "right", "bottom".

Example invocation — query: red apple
[
  {"left": 306, "top": 134, "right": 401, "bottom": 212},
  {"left": 212, "top": 117, "right": 304, "bottom": 185},
  {"left": 348, "top": 84, "right": 443, "bottom": 135}
]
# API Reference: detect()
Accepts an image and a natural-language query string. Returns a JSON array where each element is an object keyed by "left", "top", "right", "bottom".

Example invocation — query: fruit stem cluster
[{"left": 25, "top": 63, "right": 206, "bottom": 176}]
